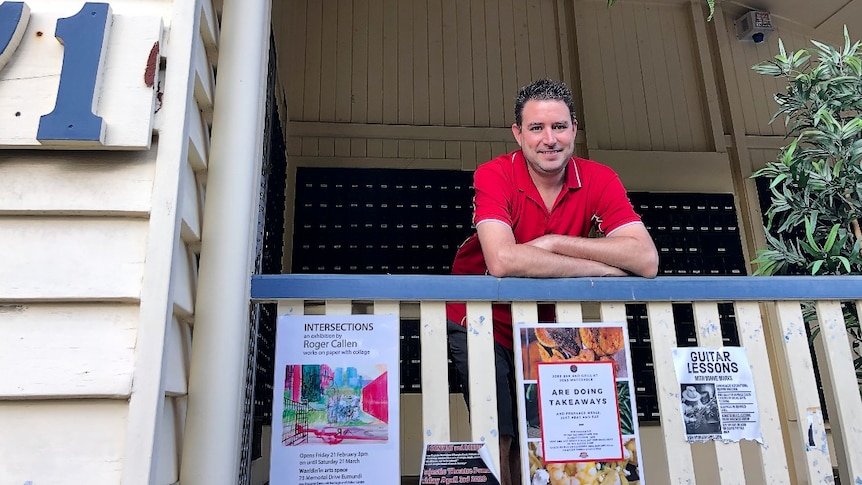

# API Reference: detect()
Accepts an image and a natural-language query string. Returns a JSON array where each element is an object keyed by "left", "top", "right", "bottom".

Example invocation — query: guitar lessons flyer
[
  {"left": 514, "top": 322, "right": 645, "bottom": 485},
  {"left": 269, "top": 314, "right": 400, "bottom": 485},
  {"left": 672, "top": 347, "right": 762, "bottom": 444}
]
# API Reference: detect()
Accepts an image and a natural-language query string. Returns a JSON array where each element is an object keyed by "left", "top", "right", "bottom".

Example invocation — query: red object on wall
[{"left": 361, "top": 372, "right": 388, "bottom": 423}]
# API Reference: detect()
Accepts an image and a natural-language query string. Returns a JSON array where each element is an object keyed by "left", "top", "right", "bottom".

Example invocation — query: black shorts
[{"left": 447, "top": 321, "right": 518, "bottom": 439}]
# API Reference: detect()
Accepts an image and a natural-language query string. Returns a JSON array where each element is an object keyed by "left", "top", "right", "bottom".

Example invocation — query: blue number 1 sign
[
  {"left": 36, "top": 3, "right": 112, "bottom": 145},
  {"left": 0, "top": 2, "right": 29, "bottom": 72}
]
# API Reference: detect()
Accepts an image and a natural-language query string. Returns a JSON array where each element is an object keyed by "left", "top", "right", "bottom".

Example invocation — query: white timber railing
[{"left": 251, "top": 274, "right": 862, "bottom": 484}]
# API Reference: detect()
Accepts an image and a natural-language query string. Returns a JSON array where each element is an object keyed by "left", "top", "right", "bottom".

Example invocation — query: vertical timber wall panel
[
  {"left": 275, "top": 0, "right": 571, "bottom": 172},
  {"left": 574, "top": 0, "right": 710, "bottom": 152},
  {"left": 717, "top": 7, "right": 812, "bottom": 137},
  {"left": 280, "top": 0, "right": 566, "bottom": 130}
]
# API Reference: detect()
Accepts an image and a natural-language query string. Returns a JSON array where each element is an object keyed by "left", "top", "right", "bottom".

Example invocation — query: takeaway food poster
[
  {"left": 514, "top": 322, "right": 645, "bottom": 485},
  {"left": 269, "top": 314, "right": 400, "bottom": 485}
]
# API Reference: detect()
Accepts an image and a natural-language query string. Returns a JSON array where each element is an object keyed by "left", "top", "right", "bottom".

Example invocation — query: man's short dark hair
[{"left": 514, "top": 79, "right": 577, "bottom": 128}]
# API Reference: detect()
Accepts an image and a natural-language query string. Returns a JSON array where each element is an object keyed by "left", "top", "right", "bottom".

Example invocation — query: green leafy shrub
[
  {"left": 752, "top": 28, "right": 862, "bottom": 277},
  {"left": 752, "top": 28, "right": 862, "bottom": 398}
]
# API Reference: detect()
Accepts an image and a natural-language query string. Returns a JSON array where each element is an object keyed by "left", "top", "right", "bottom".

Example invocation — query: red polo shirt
[{"left": 447, "top": 151, "right": 642, "bottom": 348}]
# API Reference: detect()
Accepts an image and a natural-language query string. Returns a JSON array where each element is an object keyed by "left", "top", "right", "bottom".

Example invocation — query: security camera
[{"left": 735, "top": 11, "right": 773, "bottom": 43}]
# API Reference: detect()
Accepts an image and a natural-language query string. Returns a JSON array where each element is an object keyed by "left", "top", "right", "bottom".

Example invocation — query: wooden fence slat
[
  {"left": 325, "top": 300, "right": 352, "bottom": 315},
  {"left": 512, "top": 301, "right": 539, "bottom": 327},
  {"left": 277, "top": 300, "right": 304, "bottom": 317},
  {"left": 814, "top": 300, "right": 862, "bottom": 483},
  {"left": 693, "top": 302, "right": 746, "bottom": 485},
  {"left": 420, "top": 301, "right": 451, "bottom": 443},
  {"left": 599, "top": 302, "right": 627, "bottom": 324},
  {"left": 512, "top": 300, "right": 538, "bottom": 485},
  {"left": 556, "top": 302, "right": 584, "bottom": 323},
  {"left": 774, "top": 301, "right": 834, "bottom": 484},
  {"left": 465, "top": 301, "right": 500, "bottom": 475},
  {"left": 647, "top": 302, "right": 696, "bottom": 483},
  {"left": 733, "top": 302, "right": 791, "bottom": 484},
  {"left": 373, "top": 300, "right": 399, "bottom": 316}
]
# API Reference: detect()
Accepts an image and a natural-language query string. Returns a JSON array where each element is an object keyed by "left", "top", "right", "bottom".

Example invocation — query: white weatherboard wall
[{"left": 0, "top": 0, "right": 219, "bottom": 484}]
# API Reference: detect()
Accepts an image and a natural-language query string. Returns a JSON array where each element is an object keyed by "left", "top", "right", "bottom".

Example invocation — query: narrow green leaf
[
  {"left": 838, "top": 256, "right": 852, "bottom": 272},
  {"left": 824, "top": 223, "right": 840, "bottom": 253},
  {"left": 812, "top": 259, "right": 825, "bottom": 274},
  {"left": 769, "top": 173, "right": 788, "bottom": 189},
  {"left": 833, "top": 159, "right": 844, "bottom": 177},
  {"left": 805, "top": 213, "right": 820, "bottom": 251},
  {"left": 799, "top": 239, "right": 822, "bottom": 257},
  {"left": 811, "top": 39, "right": 833, "bottom": 55}
]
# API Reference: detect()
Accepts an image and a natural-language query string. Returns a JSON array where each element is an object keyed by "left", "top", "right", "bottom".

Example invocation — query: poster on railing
[
  {"left": 420, "top": 442, "right": 500, "bottom": 484},
  {"left": 269, "top": 314, "right": 400, "bottom": 485},
  {"left": 672, "top": 347, "right": 763, "bottom": 444},
  {"left": 514, "top": 322, "right": 645, "bottom": 485}
]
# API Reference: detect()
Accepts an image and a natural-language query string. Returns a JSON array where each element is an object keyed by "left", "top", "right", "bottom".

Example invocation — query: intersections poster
[
  {"left": 514, "top": 322, "right": 644, "bottom": 485},
  {"left": 269, "top": 314, "right": 400, "bottom": 485},
  {"left": 672, "top": 347, "right": 762, "bottom": 443}
]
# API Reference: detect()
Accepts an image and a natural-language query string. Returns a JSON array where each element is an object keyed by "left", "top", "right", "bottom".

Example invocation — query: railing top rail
[{"left": 251, "top": 274, "right": 862, "bottom": 302}]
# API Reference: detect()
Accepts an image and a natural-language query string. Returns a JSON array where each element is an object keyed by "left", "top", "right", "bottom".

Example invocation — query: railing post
[
  {"left": 465, "top": 301, "right": 500, "bottom": 476},
  {"left": 814, "top": 300, "right": 862, "bottom": 483},
  {"left": 420, "top": 301, "right": 451, "bottom": 443},
  {"left": 773, "top": 302, "right": 834, "bottom": 484},
  {"left": 647, "top": 302, "right": 696, "bottom": 481}
]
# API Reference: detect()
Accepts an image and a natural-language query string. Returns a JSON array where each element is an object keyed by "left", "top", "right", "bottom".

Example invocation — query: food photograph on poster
[
  {"left": 521, "top": 326, "right": 629, "bottom": 380},
  {"left": 526, "top": 439, "right": 641, "bottom": 485}
]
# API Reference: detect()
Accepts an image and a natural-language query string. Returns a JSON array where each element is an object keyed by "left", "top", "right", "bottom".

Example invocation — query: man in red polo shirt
[{"left": 447, "top": 79, "right": 658, "bottom": 485}]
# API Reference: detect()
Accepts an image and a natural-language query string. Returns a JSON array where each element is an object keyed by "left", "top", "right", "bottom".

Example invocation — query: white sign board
[
  {"left": 515, "top": 322, "right": 645, "bottom": 485},
  {"left": 270, "top": 314, "right": 400, "bottom": 485},
  {"left": 672, "top": 347, "right": 763, "bottom": 443}
]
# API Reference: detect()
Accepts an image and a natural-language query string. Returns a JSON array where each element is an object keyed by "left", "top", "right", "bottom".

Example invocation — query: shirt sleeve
[
  {"left": 593, "top": 172, "right": 642, "bottom": 235},
  {"left": 472, "top": 161, "right": 515, "bottom": 228}
]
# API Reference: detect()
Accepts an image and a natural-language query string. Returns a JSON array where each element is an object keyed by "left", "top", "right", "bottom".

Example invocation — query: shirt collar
[{"left": 512, "top": 150, "right": 582, "bottom": 193}]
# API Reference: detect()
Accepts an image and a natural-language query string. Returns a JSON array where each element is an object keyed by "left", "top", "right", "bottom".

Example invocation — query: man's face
[{"left": 511, "top": 99, "right": 577, "bottom": 178}]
